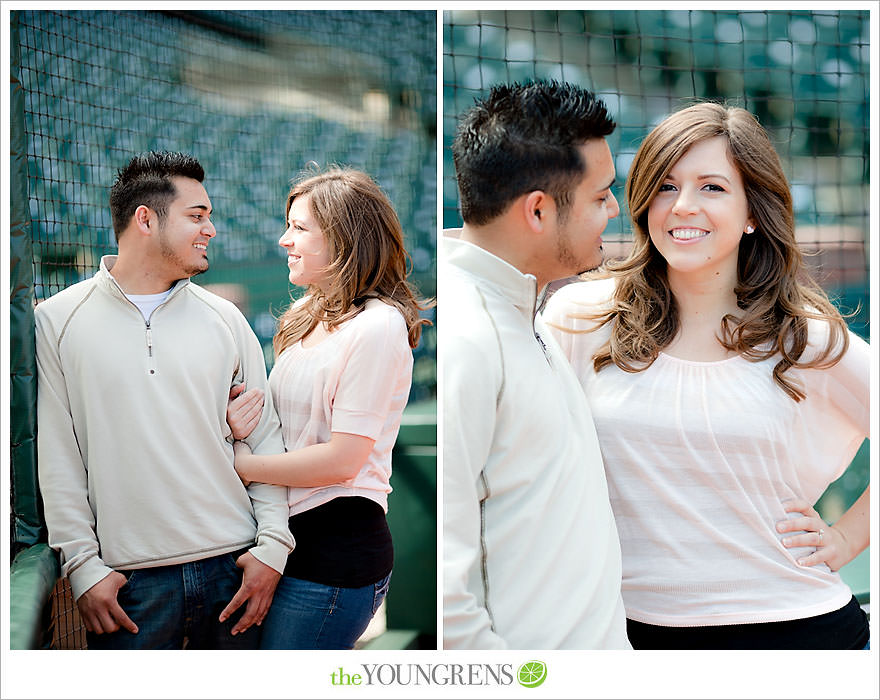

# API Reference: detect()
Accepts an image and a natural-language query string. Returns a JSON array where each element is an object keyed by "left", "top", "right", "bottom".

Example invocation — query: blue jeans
[
  {"left": 259, "top": 573, "right": 391, "bottom": 649},
  {"left": 86, "top": 551, "right": 259, "bottom": 650}
]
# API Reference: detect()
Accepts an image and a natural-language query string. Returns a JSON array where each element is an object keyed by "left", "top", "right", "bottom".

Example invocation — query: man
[
  {"left": 442, "top": 81, "right": 631, "bottom": 649},
  {"left": 35, "top": 151, "right": 294, "bottom": 649}
]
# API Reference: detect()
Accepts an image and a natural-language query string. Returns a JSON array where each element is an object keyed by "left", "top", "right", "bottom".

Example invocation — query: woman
[
  {"left": 544, "top": 103, "right": 869, "bottom": 649},
  {"left": 227, "top": 167, "right": 430, "bottom": 649}
]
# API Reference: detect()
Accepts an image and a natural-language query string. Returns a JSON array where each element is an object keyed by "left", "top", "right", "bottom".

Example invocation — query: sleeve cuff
[
  {"left": 69, "top": 558, "right": 115, "bottom": 601},
  {"left": 331, "top": 408, "right": 385, "bottom": 441},
  {"left": 249, "top": 534, "right": 295, "bottom": 575}
]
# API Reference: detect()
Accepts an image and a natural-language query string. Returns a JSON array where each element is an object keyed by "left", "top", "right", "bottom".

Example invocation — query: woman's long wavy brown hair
[
  {"left": 586, "top": 102, "right": 848, "bottom": 401},
  {"left": 273, "top": 167, "right": 432, "bottom": 356}
]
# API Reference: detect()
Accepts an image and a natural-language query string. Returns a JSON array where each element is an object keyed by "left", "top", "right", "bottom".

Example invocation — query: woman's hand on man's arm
[{"left": 227, "top": 383, "right": 265, "bottom": 441}]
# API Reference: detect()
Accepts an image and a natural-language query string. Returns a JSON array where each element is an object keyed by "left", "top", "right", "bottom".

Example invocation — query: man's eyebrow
[
  {"left": 185, "top": 204, "right": 211, "bottom": 212},
  {"left": 597, "top": 177, "right": 616, "bottom": 192}
]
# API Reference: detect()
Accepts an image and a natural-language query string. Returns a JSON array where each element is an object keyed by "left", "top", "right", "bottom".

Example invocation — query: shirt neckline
[{"left": 657, "top": 350, "right": 743, "bottom": 367}]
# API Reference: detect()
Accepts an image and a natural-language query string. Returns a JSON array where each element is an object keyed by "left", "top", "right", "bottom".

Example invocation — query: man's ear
[
  {"left": 522, "top": 191, "right": 553, "bottom": 234},
  {"left": 133, "top": 205, "right": 155, "bottom": 235}
]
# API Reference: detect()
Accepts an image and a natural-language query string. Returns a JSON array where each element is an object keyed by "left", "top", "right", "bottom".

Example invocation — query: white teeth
[
  {"left": 193, "top": 243, "right": 207, "bottom": 250},
  {"left": 670, "top": 228, "right": 709, "bottom": 240}
]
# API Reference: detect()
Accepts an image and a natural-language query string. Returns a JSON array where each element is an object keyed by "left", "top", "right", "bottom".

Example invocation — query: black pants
[{"left": 627, "top": 596, "right": 869, "bottom": 650}]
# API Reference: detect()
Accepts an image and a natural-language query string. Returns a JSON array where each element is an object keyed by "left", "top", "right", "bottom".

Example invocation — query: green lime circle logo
[{"left": 517, "top": 660, "right": 547, "bottom": 688}]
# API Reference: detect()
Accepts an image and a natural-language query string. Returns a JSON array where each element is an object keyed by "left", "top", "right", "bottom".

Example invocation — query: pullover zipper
[
  {"left": 530, "top": 277, "right": 552, "bottom": 365},
  {"left": 105, "top": 272, "right": 180, "bottom": 374},
  {"left": 142, "top": 315, "right": 156, "bottom": 374}
]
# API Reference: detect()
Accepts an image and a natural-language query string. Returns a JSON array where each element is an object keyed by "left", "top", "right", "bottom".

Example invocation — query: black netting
[
  {"left": 20, "top": 9, "right": 437, "bottom": 399},
  {"left": 443, "top": 9, "right": 869, "bottom": 523},
  {"left": 13, "top": 8, "right": 436, "bottom": 650},
  {"left": 443, "top": 10, "right": 869, "bottom": 338}
]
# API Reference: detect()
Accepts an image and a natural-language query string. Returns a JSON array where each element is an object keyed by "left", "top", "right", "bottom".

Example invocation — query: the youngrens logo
[{"left": 329, "top": 661, "right": 547, "bottom": 688}]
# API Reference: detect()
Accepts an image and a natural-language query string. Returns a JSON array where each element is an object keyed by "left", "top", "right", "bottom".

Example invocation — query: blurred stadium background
[
  {"left": 9, "top": 9, "right": 436, "bottom": 649},
  {"left": 444, "top": 9, "right": 870, "bottom": 604}
]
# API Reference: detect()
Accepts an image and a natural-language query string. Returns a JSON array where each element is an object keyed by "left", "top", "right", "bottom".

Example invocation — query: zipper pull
[
  {"left": 145, "top": 323, "right": 153, "bottom": 358},
  {"left": 535, "top": 331, "right": 551, "bottom": 364}
]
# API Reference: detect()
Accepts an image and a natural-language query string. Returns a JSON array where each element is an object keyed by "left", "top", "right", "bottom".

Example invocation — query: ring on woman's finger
[{"left": 818, "top": 528, "right": 824, "bottom": 544}]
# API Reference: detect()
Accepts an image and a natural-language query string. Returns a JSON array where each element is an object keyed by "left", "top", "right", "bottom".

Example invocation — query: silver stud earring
[{"left": 745, "top": 225, "right": 755, "bottom": 234}]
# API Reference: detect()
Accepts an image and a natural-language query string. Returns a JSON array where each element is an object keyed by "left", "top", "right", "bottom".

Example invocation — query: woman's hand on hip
[{"left": 777, "top": 498, "right": 853, "bottom": 572}]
